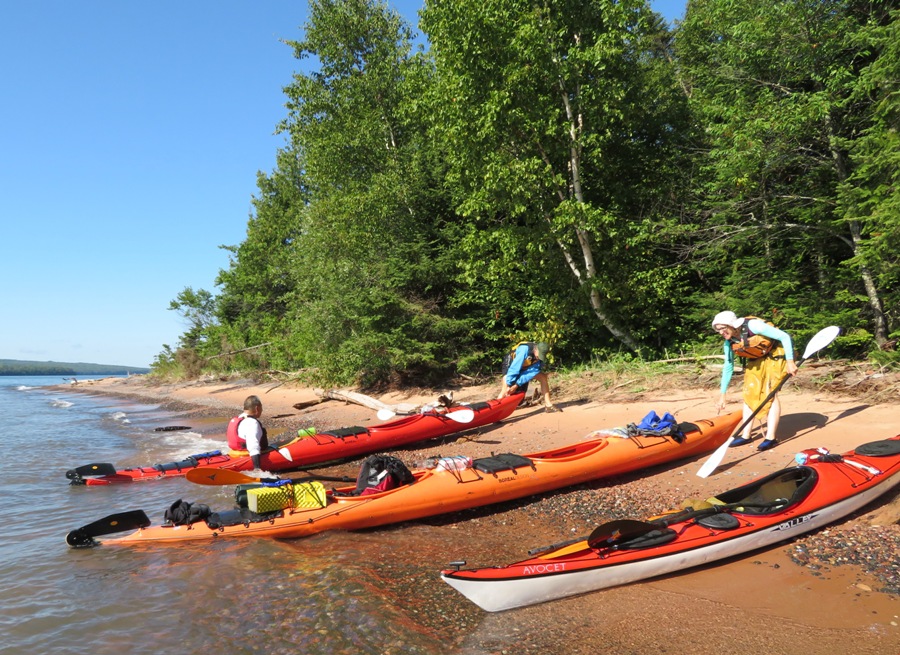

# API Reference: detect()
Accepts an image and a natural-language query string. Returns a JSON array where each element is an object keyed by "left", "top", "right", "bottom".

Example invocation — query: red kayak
[
  {"left": 441, "top": 436, "right": 900, "bottom": 611},
  {"left": 66, "top": 395, "right": 522, "bottom": 485}
]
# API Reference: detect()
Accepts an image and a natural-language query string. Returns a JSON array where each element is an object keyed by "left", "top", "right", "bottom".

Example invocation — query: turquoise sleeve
[
  {"left": 720, "top": 341, "right": 734, "bottom": 394},
  {"left": 747, "top": 320, "right": 795, "bottom": 360}
]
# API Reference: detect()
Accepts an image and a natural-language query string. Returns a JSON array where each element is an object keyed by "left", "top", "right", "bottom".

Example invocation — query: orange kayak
[{"left": 66, "top": 410, "right": 741, "bottom": 546}]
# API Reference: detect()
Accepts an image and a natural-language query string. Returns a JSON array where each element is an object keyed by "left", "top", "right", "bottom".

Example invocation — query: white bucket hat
[{"left": 712, "top": 311, "right": 743, "bottom": 329}]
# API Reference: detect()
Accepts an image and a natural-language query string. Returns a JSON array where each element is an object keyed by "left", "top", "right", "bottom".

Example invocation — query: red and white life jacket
[{"left": 226, "top": 415, "right": 268, "bottom": 451}]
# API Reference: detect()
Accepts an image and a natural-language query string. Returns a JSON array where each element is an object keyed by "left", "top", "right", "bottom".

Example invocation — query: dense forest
[
  {"left": 0, "top": 360, "right": 150, "bottom": 376},
  {"left": 156, "top": 0, "right": 899, "bottom": 385}
]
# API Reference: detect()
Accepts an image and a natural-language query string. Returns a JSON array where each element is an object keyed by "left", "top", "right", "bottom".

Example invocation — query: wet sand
[{"left": 61, "top": 374, "right": 900, "bottom": 654}]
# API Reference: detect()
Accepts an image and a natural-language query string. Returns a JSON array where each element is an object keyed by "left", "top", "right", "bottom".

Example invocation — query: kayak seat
[
  {"left": 677, "top": 422, "right": 699, "bottom": 434},
  {"left": 473, "top": 453, "right": 535, "bottom": 475},
  {"left": 715, "top": 467, "right": 818, "bottom": 515},
  {"left": 467, "top": 402, "right": 490, "bottom": 412}
]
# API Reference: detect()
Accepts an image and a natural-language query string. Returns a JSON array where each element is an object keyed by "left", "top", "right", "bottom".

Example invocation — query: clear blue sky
[{"left": 1, "top": 1, "right": 686, "bottom": 369}]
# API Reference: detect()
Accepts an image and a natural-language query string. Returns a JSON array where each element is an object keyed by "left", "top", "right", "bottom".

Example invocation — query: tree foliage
[
  {"left": 676, "top": 0, "right": 897, "bottom": 344},
  {"left": 421, "top": 0, "right": 695, "bottom": 354},
  {"left": 156, "top": 0, "right": 900, "bottom": 383}
]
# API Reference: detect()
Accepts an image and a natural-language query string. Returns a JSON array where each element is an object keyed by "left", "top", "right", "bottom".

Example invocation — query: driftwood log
[
  {"left": 291, "top": 398, "right": 323, "bottom": 410},
  {"left": 313, "top": 388, "right": 420, "bottom": 415}
]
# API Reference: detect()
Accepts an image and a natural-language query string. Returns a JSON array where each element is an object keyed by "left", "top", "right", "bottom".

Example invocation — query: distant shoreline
[{"left": 0, "top": 368, "right": 148, "bottom": 377}]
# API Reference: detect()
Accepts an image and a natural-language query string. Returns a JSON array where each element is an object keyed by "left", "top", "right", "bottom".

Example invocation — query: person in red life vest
[
  {"left": 712, "top": 311, "right": 799, "bottom": 451},
  {"left": 498, "top": 341, "right": 559, "bottom": 412},
  {"left": 226, "top": 395, "right": 269, "bottom": 469}
]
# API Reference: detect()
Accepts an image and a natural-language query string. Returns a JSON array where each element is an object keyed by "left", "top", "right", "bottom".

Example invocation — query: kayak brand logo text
[
  {"left": 523, "top": 563, "right": 567, "bottom": 575},
  {"left": 774, "top": 513, "right": 817, "bottom": 532}
]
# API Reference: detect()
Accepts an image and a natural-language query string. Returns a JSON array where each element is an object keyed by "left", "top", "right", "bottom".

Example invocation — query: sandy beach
[{"left": 60, "top": 372, "right": 900, "bottom": 654}]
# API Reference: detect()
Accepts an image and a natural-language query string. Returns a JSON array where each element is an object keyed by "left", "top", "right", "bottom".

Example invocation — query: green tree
[
  {"left": 168, "top": 286, "right": 216, "bottom": 350},
  {"left": 421, "top": 0, "right": 693, "bottom": 354},
  {"left": 213, "top": 147, "right": 309, "bottom": 369},
  {"left": 837, "top": 7, "right": 900, "bottom": 346},
  {"left": 277, "top": 0, "right": 466, "bottom": 383},
  {"left": 676, "top": 0, "right": 894, "bottom": 343}
]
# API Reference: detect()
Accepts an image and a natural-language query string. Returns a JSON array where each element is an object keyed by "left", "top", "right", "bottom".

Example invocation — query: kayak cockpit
[{"left": 714, "top": 466, "right": 818, "bottom": 514}]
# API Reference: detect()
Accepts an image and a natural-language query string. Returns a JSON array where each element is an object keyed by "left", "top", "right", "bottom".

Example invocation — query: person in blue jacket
[
  {"left": 498, "top": 341, "right": 560, "bottom": 412},
  {"left": 712, "top": 311, "right": 798, "bottom": 451}
]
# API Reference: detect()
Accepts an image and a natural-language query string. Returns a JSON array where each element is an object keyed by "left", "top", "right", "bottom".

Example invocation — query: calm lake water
[{"left": 0, "top": 376, "right": 453, "bottom": 655}]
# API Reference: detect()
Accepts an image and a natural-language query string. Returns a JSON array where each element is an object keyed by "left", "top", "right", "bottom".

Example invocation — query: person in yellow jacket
[{"left": 712, "top": 311, "right": 798, "bottom": 451}]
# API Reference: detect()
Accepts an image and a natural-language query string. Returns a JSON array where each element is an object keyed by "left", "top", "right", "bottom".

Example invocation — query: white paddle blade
[
  {"left": 696, "top": 436, "right": 734, "bottom": 478},
  {"left": 447, "top": 408, "right": 475, "bottom": 423},
  {"left": 376, "top": 408, "right": 396, "bottom": 421},
  {"left": 802, "top": 326, "right": 840, "bottom": 359}
]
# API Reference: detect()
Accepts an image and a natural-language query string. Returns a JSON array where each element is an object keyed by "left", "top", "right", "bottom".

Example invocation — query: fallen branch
[
  {"left": 653, "top": 355, "right": 724, "bottom": 364},
  {"left": 291, "top": 399, "right": 323, "bottom": 410}
]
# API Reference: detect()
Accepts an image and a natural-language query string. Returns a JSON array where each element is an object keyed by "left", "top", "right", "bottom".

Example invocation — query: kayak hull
[
  {"left": 96, "top": 411, "right": 742, "bottom": 545},
  {"left": 440, "top": 437, "right": 900, "bottom": 611}
]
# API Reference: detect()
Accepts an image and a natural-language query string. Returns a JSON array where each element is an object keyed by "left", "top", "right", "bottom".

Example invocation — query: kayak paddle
[
  {"left": 584, "top": 500, "right": 788, "bottom": 551},
  {"left": 65, "top": 510, "right": 151, "bottom": 548},
  {"left": 185, "top": 467, "right": 354, "bottom": 486},
  {"left": 531, "top": 496, "right": 794, "bottom": 558},
  {"left": 696, "top": 325, "right": 840, "bottom": 479}
]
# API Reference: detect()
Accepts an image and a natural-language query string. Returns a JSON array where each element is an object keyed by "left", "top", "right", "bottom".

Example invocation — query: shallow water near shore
[{"left": 0, "top": 376, "right": 451, "bottom": 655}]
